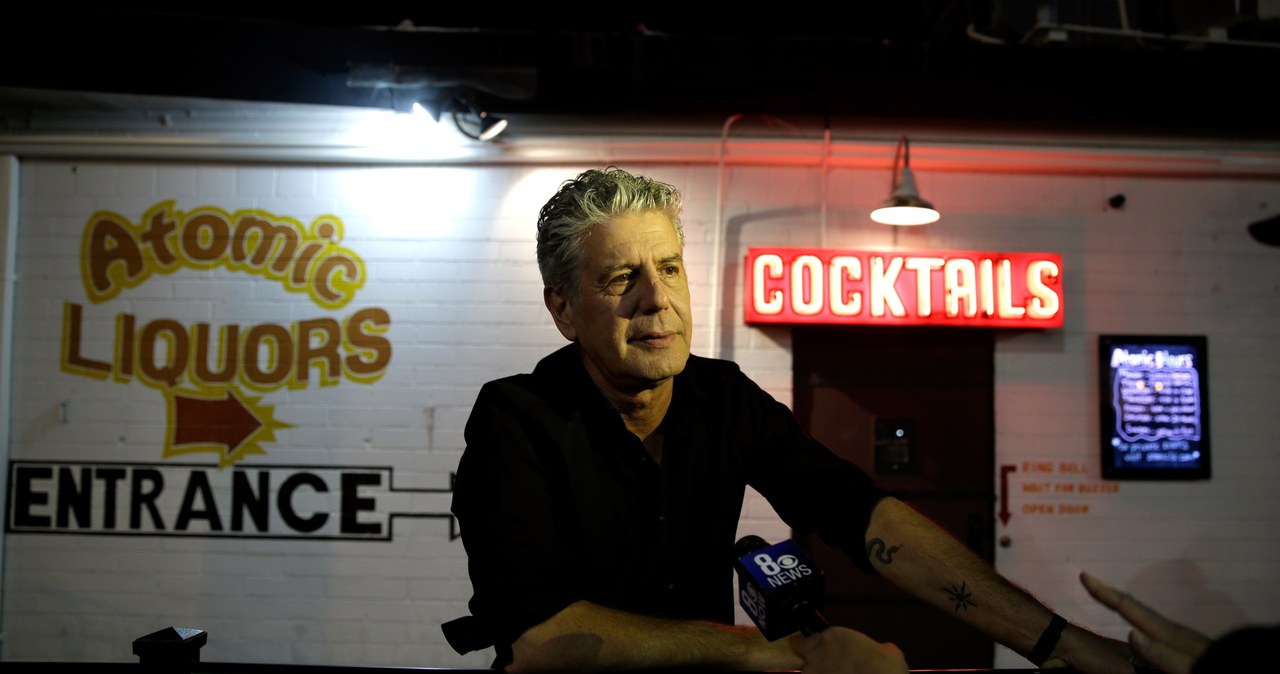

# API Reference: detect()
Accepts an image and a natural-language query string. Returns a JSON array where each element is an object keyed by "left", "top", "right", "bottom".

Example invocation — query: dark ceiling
[{"left": 3, "top": 3, "right": 1280, "bottom": 140}]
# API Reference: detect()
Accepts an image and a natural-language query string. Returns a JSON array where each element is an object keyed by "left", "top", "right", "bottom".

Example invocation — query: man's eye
[{"left": 604, "top": 273, "right": 631, "bottom": 292}]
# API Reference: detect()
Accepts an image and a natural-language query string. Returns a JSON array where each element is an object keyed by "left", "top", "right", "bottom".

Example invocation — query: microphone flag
[{"left": 733, "top": 535, "right": 829, "bottom": 640}]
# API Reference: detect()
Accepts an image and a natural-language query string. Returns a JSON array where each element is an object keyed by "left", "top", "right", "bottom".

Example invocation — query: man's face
[{"left": 546, "top": 210, "right": 692, "bottom": 395}]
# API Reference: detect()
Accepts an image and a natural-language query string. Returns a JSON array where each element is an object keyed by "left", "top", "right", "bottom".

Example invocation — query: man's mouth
[{"left": 631, "top": 331, "right": 676, "bottom": 347}]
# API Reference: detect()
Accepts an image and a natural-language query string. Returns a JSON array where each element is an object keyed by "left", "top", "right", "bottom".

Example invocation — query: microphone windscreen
[{"left": 735, "top": 534, "right": 769, "bottom": 557}]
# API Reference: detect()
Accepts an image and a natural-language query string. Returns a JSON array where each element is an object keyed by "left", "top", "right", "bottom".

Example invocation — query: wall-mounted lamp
[
  {"left": 451, "top": 97, "right": 508, "bottom": 142},
  {"left": 870, "top": 135, "right": 940, "bottom": 226},
  {"left": 410, "top": 90, "right": 509, "bottom": 142}
]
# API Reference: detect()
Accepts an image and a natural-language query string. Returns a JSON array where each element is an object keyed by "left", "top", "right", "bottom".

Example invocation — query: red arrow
[
  {"left": 173, "top": 389, "right": 263, "bottom": 457},
  {"left": 999, "top": 464, "right": 1017, "bottom": 526}
]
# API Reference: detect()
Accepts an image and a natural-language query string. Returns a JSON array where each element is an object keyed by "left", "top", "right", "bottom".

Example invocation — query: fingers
[
  {"left": 1080, "top": 572, "right": 1214, "bottom": 668},
  {"left": 1080, "top": 571, "right": 1140, "bottom": 615},
  {"left": 1037, "top": 654, "right": 1069, "bottom": 669},
  {"left": 1129, "top": 629, "right": 1198, "bottom": 674},
  {"left": 1080, "top": 572, "right": 1178, "bottom": 639},
  {"left": 798, "top": 627, "right": 909, "bottom": 674}
]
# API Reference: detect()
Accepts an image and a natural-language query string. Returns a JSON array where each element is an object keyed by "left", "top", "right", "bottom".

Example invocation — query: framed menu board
[{"left": 1098, "top": 334, "right": 1211, "bottom": 480}]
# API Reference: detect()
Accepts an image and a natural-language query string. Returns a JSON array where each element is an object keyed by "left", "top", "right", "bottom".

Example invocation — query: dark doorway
[{"left": 791, "top": 325, "right": 996, "bottom": 669}]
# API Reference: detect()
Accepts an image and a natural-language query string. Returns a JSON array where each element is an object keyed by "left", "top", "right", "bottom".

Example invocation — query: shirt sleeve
[
  {"left": 730, "top": 367, "right": 892, "bottom": 573},
  {"left": 450, "top": 379, "right": 581, "bottom": 660}
]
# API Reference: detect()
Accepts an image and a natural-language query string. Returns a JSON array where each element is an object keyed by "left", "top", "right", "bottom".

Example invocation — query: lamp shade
[
  {"left": 474, "top": 114, "right": 508, "bottom": 141},
  {"left": 445, "top": 93, "right": 509, "bottom": 142},
  {"left": 870, "top": 137, "right": 940, "bottom": 226}
]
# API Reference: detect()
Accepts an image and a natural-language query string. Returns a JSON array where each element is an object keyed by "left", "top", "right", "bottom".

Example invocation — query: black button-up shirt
[{"left": 451, "top": 343, "right": 888, "bottom": 662}]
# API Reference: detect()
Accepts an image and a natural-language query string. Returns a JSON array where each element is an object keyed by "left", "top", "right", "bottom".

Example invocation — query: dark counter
[{"left": 1, "top": 665, "right": 1056, "bottom": 674}]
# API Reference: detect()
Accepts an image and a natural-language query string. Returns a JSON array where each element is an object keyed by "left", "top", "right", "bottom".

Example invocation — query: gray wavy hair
[{"left": 536, "top": 166, "right": 684, "bottom": 304}]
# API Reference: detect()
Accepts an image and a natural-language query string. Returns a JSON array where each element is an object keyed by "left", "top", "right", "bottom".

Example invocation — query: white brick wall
[{"left": 2, "top": 141, "right": 1278, "bottom": 668}]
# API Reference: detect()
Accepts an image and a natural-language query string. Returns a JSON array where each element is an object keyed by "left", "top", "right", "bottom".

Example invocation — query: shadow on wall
[
  {"left": 1248, "top": 213, "right": 1280, "bottom": 247},
  {"left": 1127, "top": 555, "right": 1252, "bottom": 638}
]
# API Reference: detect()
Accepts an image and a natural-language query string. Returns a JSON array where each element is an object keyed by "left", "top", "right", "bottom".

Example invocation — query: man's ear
[{"left": 544, "top": 286, "right": 578, "bottom": 341}]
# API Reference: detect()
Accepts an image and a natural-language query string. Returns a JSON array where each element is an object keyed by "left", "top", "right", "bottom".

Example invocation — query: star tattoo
[{"left": 943, "top": 580, "right": 977, "bottom": 612}]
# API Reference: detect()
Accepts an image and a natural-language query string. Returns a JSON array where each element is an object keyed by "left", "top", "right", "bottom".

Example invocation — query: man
[{"left": 449, "top": 167, "right": 1132, "bottom": 673}]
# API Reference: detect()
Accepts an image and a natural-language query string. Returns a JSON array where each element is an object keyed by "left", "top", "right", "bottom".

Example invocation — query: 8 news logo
[
  {"left": 739, "top": 582, "right": 767, "bottom": 628},
  {"left": 751, "top": 551, "right": 800, "bottom": 575}
]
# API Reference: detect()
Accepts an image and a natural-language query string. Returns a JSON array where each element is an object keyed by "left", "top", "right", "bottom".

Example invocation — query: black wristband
[{"left": 1028, "top": 613, "right": 1068, "bottom": 666}]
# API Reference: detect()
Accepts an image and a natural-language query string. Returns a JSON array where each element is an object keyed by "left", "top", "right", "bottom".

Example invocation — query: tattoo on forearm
[
  {"left": 943, "top": 581, "right": 977, "bottom": 612},
  {"left": 866, "top": 538, "right": 902, "bottom": 565}
]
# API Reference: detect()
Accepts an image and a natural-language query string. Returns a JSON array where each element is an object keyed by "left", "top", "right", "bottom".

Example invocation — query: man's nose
[{"left": 635, "top": 272, "right": 672, "bottom": 313}]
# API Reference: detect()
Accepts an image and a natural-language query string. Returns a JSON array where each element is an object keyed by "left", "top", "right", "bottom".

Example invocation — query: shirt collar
[{"left": 532, "top": 342, "right": 713, "bottom": 424}]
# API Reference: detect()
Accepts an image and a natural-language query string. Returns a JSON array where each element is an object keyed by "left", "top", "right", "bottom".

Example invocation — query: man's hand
[
  {"left": 507, "top": 601, "right": 806, "bottom": 672},
  {"left": 796, "top": 627, "right": 908, "bottom": 674},
  {"left": 1039, "top": 621, "right": 1135, "bottom": 674},
  {"left": 1080, "top": 571, "right": 1212, "bottom": 674}
]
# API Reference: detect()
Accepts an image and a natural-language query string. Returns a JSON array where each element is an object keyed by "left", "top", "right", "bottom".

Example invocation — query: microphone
[{"left": 733, "top": 534, "right": 829, "bottom": 640}]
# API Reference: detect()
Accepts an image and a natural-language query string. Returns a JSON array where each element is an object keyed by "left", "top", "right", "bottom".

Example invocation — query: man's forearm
[
  {"left": 864, "top": 497, "right": 1050, "bottom": 658},
  {"left": 507, "top": 600, "right": 803, "bottom": 673}
]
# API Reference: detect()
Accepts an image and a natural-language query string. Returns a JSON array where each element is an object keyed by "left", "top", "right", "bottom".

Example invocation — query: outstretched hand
[
  {"left": 1080, "top": 571, "right": 1213, "bottom": 674},
  {"left": 796, "top": 626, "right": 908, "bottom": 674}
]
